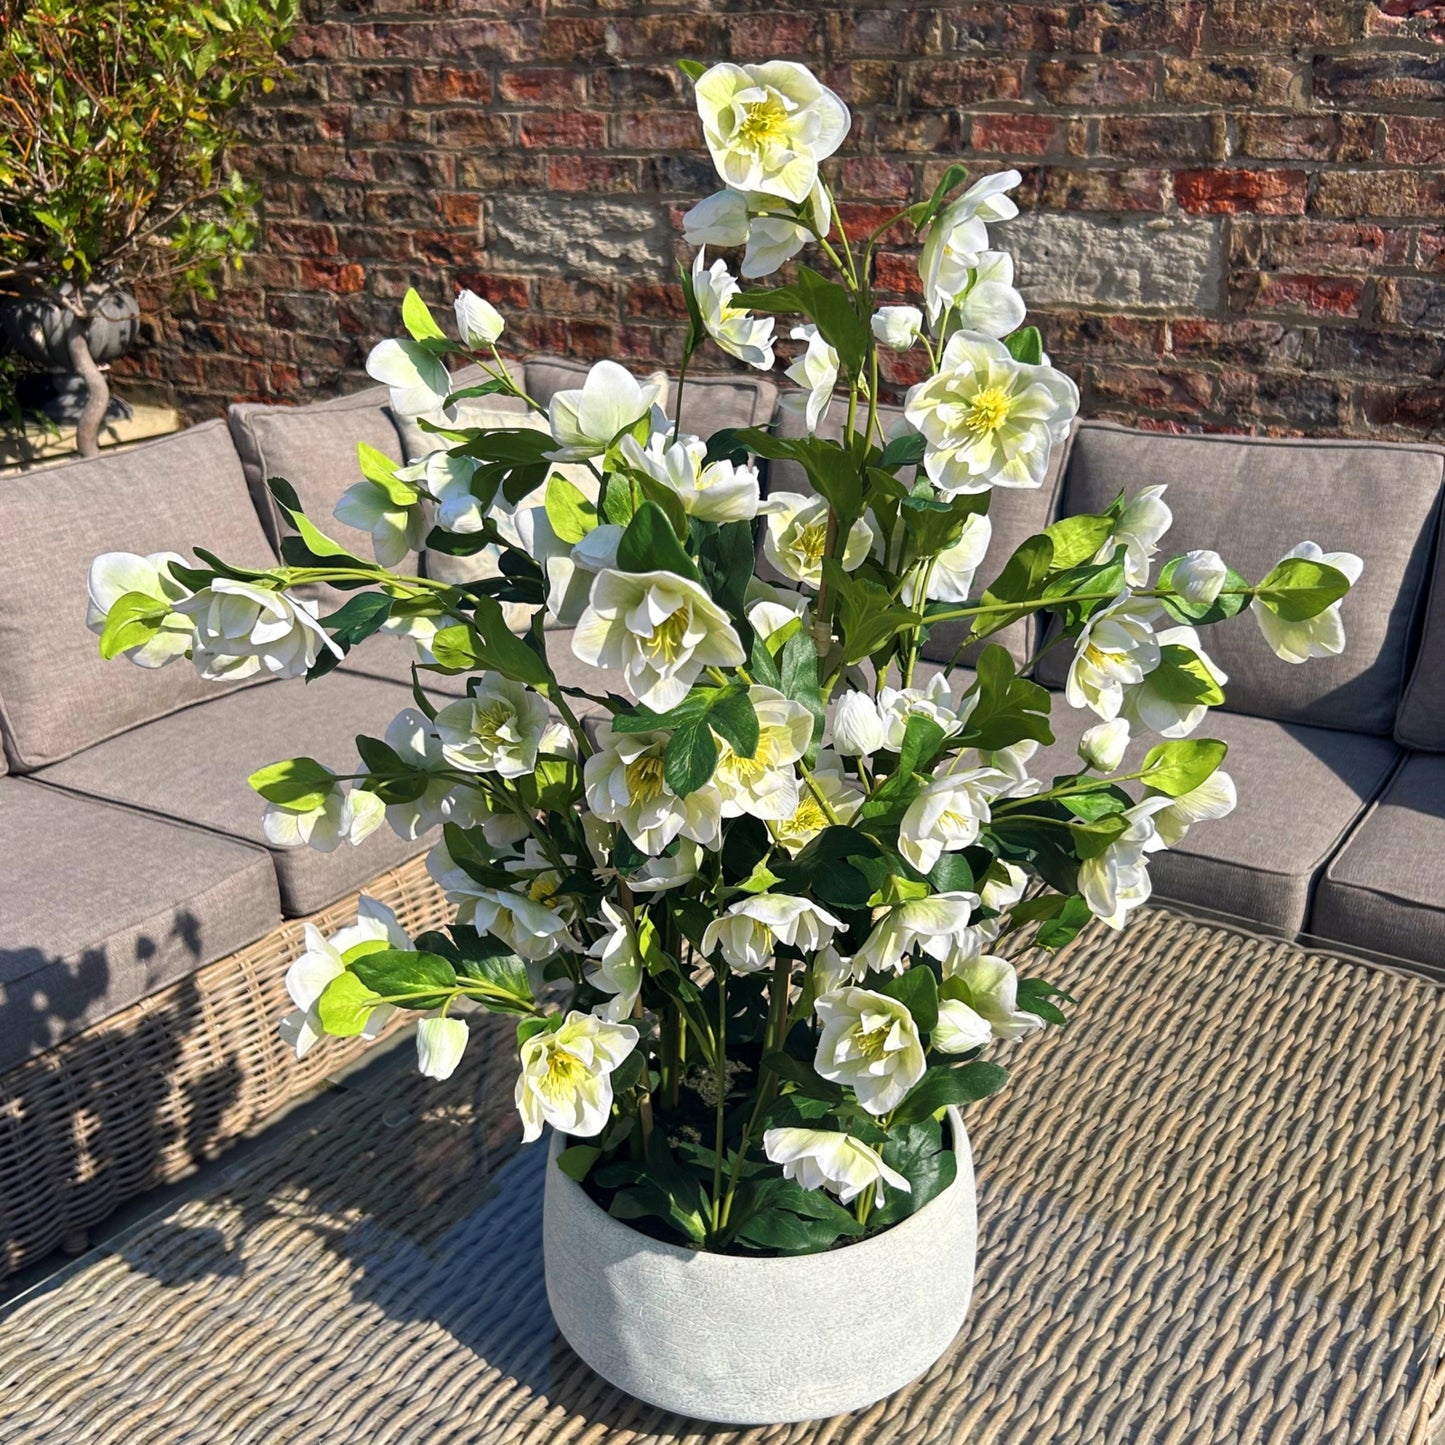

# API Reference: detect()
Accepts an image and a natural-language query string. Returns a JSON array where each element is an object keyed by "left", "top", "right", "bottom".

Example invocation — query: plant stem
[
  {"left": 710, "top": 963, "right": 729, "bottom": 1232},
  {"left": 62, "top": 305, "right": 108, "bottom": 459}
]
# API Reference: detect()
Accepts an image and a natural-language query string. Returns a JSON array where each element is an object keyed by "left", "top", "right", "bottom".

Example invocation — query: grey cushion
[
  {"left": 1041, "top": 422, "right": 1442, "bottom": 735},
  {"left": 0, "top": 420, "right": 278, "bottom": 772},
  {"left": 1311, "top": 753, "right": 1445, "bottom": 968},
  {"left": 339, "top": 639, "right": 472, "bottom": 698},
  {"left": 1396, "top": 532, "right": 1445, "bottom": 751},
  {"left": 37, "top": 671, "right": 435, "bottom": 918},
  {"left": 1027, "top": 696, "right": 1399, "bottom": 933},
  {"left": 0, "top": 776, "right": 279, "bottom": 1073}
]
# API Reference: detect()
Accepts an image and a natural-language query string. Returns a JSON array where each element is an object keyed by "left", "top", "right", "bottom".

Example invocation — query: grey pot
[
  {"left": 543, "top": 1108, "right": 976, "bottom": 1425},
  {"left": 0, "top": 285, "right": 140, "bottom": 370}
]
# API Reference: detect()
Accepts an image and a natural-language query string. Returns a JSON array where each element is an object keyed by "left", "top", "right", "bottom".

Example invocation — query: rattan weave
[
  {"left": 2, "top": 908, "right": 1443, "bottom": 1444},
  {"left": 0, "top": 852, "right": 448, "bottom": 1279}
]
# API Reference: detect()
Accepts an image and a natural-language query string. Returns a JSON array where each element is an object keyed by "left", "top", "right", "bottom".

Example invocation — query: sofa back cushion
[
  {"left": 763, "top": 394, "right": 1072, "bottom": 667},
  {"left": 0, "top": 420, "right": 278, "bottom": 771},
  {"left": 1396, "top": 524, "right": 1445, "bottom": 750},
  {"left": 1039, "top": 422, "right": 1442, "bottom": 735}
]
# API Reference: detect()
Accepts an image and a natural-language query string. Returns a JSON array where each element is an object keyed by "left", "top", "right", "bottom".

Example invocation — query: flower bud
[
  {"left": 1172, "top": 549, "right": 1228, "bottom": 605},
  {"left": 831, "top": 692, "right": 886, "bottom": 757},
  {"left": 416, "top": 1014, "right": 470, "bottom": 1080},
  {"left": 1079, "top": 719, "right": 1130, "bottom": 772},
  {"left": 871, "top": 305, "right": 923, "bottom": 350},
  {"left": 454, "top": 288, "right": 505, "bottom": 347},
  {"left": 932, "top": 998, "right": 994, "bottom": 1055}
]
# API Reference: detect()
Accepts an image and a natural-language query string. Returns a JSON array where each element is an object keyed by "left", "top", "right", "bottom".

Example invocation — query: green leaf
[
  {"left": 322, "top": 592, "right": 393, "bottom": 652},
  {"left": 402, "top": 287, "right": 448, "bottom": 344},
  {"left": 708, "top": 687, "right": 760, "bottom": 759},
  {"left": 891, "top": 1061, "right": 1010, "bottom": 1127},
  {"left": 1255, "top": 557, "right": 1352, "bottom": 621},
  {"left": 615, "top": 500, "right": 700, "bottom": 582},
  {"left": 1004, "top": 326, "right": 1044, "bottom": 366},
  {"left": 773, "top": 826, "right": 887, "bottom": 908},
  {"left": 676, "top": 58, "right": 707, "bottom": 82},
  {"left": 1147, "top": 643, "right": 1225, "bottom": 708},
  {"left": 779, "top": 629, "right": 824, "bottom": 762},
  {"left": 879, "top": 431, "right": 926, "bottom": 470},
  {"left": 1070, "top": 813, "right": 1128, "bottom": 860},
  {"left": 430, "top": 601, "right": 553, "bottom": 688},
  {"left": 905, "top": 161, "right": 969, "bottom": 230},
  {"left": 663, "top": 716, "right": 719, "bottom": 797},
  {"left": 1033, "top": 896, "right": 1094, "bottom": 950},
  {"left": 316, "top": 971, "right": 383, "bottom": 1037},
  {"left": 98, "top": 591, "right": 169, "bottom": 659},
  {"left": 348, "top": 948, "right": 458, "bottom": 1009},
  {"left": 1141, "top": 738, "right": 1227, "bottom": 797},
  {"left": 871, "top": 1117, "right": 957, "bottom": 1228},
  {"left": 760, "top": 1051, "right": 845, "bottom": 1102},
  {"left": 958, "top": 645, "right": 1054, "bottom": 752},
  {"left": 355, "top": 442, "right": 419, "bottom": 506},
  {"left": 896, "top": 712, "right": 947, "bottom": 779},
  {"left": 878, "top": 965, "right": 939, "bottom": 1035},
  {"left": 725, "top": 429, "right": 864, "bottom": 527},
  {"left": 267, "top": 476, "right": 368, "bottom": 564},
  {"left": 544, "top": 475, "right": 598, "bottom": 546},
  {"left": 446, "top": 927, "right": 535, "bottom": 1009},
  {"left": 826, "top": 561, "right": 925, "bottom": 666},
  {"left": 749, "top": 630, "right": 784, "bottom": 689},
  {"left": 1043, "top": 511, "right": 1115, "bottom": 570},
  {"left": 355, "top": 734, "right": 430, "bottom": 804},
  {"left": 972, "top": 533, "right": 1054, "bottom": 641},
  {"left": 695, "top": 519, "right": 754, "bottom": 623},
  {"left": 794, "top": 264, "right": 870, "bottom": 380},
  {"left": 247, "top": 756, "right": 335, "bottom": 809},
  {"left": 556, "top": 1145, "right": 601, "bottom": 1182}
]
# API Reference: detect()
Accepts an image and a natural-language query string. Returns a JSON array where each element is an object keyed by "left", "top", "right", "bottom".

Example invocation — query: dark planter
[{"left": 0, "top": 285, "right": 141, "bottom": 370}]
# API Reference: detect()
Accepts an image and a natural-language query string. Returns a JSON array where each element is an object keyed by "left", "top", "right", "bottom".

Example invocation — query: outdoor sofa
[{"left": 0, "top": 357, "right": 1441, "bottom": 1280}]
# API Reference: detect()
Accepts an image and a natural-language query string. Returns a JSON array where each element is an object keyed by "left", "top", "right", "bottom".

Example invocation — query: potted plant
[
  {"left": 88, "top": 58, "right": 1360, "bottom": 1425},
  {"left": 0, "top": 0, "right": 297, "bottom": 455}
]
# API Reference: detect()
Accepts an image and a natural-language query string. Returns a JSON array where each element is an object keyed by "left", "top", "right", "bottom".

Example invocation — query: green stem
[{"left": 710, "top": 963, "right": 729, "bottom": 1232}]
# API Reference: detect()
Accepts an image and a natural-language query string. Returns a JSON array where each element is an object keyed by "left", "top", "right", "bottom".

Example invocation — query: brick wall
[{"left": 116, "top": 1, "right": 1445, "bottom": 439}]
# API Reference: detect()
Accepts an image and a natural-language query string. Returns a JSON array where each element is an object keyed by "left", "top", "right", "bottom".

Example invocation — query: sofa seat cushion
[
  {"left": 1396, "top": 532, "right": 1445, "bottom": 752},
  {"left": 339, "top": 639, "right": 472, "bottom": 698},
  {"left": 1311, "top": 753, "right": 1444, "bottom": 968},
  {"left": 1043, "top": 422, "right": 1442, "bottom": 735},
  {"left": 0, "top": 776, "right": 280, "bottom": 1074},
  {"left": 37, "top": 672, "right": 435, "bottom": 918},
  {"left": 0, "top": 420, "right": 279, "bottom": 773},
  {"left": 1026, "top": 698, "right": 1399, "bottom": 933}
]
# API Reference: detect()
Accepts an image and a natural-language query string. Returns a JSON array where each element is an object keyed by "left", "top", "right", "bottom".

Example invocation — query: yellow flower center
[
  {"left": 855, "top": 1021, "right": 893, "bottom": 1062},
  {"left": 624, "top": 753, "right": 667, "bottom": 805},
  {"left": 788, "top": 795, "right": 827, "bottom": 836},
  {"left": 962, "top": 385, "right": 1014, "bottom": 438},
  {"left": 647, "top": 608, "right": 691, "bottom": 664},
  {"left": 721, "top": 750, "right": 767, "bottom": 786},
  {"left": 527, "top": 873, "right": 558, "bottom": 904},
  {"left": 473, "top": 700, "right": 516, "bottom": 746},
  {"left": 796, "top": 519, "right": 828, "bottom": 568},
  {"left": 539, "top": 1047, "right": 585, "bottom": 1099},
  {"left": 736, "top": 93, "right": 791, "bottom": 152}
]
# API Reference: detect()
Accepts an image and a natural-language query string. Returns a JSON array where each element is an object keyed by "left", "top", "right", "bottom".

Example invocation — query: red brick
[
  {"left": 1239, "top": 273, "right": 1366, "bottom": 318},
  {"left": 725, "top": 13, "right": 826, "bottom": 60},
  {"left": 1208, "top": 0, "right": 1358, "bottom": 48},
  {"left": 1381, "top": 115, "right": 1445, "bottom": 164},
  {"left": 839, "top": 203, "right": 912, "bottom": 244},
  {"left": 520, "top": 111, "right": 605, "bottom": 149},
  {"left": 1316, "top": 52, "right": 1445, "bottom": 104},
  {"left": 909, "top": 59, "right": 1024, "bottom": 107},
  {"left": 454, "top": 271, "right": 531, "bottom": 309},
  {"left": 410, "top": 67, "right": 493, "bottom": 105},
  {"left": 1360, "top": 384, "right": 1445, "bottom": 436},
  {"left": 538, "top": 276, "right": 618, "bottom": 318},
  {"left": 1170, "top": 318, "right": 1307, "bottom": 367},
  {"left": 1089, "top": 364, "right": 1213, "bottom": 413},
  {"left": 877, "top": 346, "right": 931, "bottom": 388},
  {"left": 498, "top": 67, "right": 585, "bottom": 107},
  {"left": 842, "top": 157, "right": 917, "bottom": 200},
  {"left": 970, "top": 114, "right": 1065, "bottom": 157},
  {"left": 1034, "top": 59, "right": 1156, "bottom": 107},
  {"left": 548, "top": 156, "right": 640, "bottom": 193},
  {"left": 1073, "top": 1, "right": 1205, "bottom": 54},
  {"left": 872, "top": 251, "right": 925, "bottom": 298},
  {"left": 614, "top": 110, "right": 700, "bottom": 151},
  {"left": 430, "top": 110, "right": 513, "bottom": 149},
  {"left": 1175, "top": 168, "right": 1307, "bottom": 215},
  {"left": 1366, "top": 1, "right": 1445, "bottom": 44},
  {"left": 268, "top": 220, "right": 339, "bottom": 256},
  {"left": 1235, "top": 114, "right": 1377, "bottom": 163},
  {"left": 1376, "top": 276, "right": 1445, "bottom": 328},
  {"left": 1419, "top": 229, "right": 1445, "bottom": 270},
  {"left": 625, "top": 282, "right": 689, "bottom": 321},
  {"left": 1163, "top": 57, "right": 1301, "bottom": 105},
  {"left": 1095, "top": 114, "right": 1216, "bottom": 162},
  {"left": 1230, "top": 219, "right": 1411, "bottom": 272},
  {"left": 1042, "top": 312, "right": 1168, "bottom": 362}
]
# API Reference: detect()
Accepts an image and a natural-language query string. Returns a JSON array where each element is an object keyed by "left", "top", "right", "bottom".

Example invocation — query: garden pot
[
  {"left": 542, "top": 1108, "right": 976, "bottom": 1425},
  {"left": 0, "top": 284, "right": 140, "bottom": 370}
]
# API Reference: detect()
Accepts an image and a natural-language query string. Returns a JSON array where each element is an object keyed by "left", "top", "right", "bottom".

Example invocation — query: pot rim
[{"left": 546, "top": 1105, "right": 971, "bottom": 1270}]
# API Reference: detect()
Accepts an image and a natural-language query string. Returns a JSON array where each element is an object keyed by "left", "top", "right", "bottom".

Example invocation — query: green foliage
[
  {"left": 1255, "top": 557, "right": 1352, "bottom": 621},
  {"left": 1141, "top": 738, "right": 1228, "bottom": 797},
  {"left": 247, "top": 756, "right": 335, "bottom": 810}
]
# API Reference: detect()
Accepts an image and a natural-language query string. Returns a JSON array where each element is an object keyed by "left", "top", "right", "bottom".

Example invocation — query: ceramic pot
[
  {"left": 542, "top": 1108, "right": 976, "bottom": 1425},
  {"left": 0, "top": 285, "right": 140, "bottom": 370}
]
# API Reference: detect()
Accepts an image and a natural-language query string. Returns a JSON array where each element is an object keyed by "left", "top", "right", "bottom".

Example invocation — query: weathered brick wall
[{"left": 117, "top": 1, "right": 1445, "bottom": 439}]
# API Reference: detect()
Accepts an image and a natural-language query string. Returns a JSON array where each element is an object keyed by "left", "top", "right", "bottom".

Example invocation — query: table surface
[{"left": 2, "top": 907, "right": 1443, "bottom": 1445}]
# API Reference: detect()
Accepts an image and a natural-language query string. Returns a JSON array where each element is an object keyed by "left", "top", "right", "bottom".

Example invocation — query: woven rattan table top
[{"left": 2, "top": 907, "right": 1443, "bottom": 1445}]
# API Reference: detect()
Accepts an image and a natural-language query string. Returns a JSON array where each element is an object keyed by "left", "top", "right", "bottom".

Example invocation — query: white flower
[
  {"left": 434, "top": 676, "right": 552, "bottom": 779},
  {"left": 871, "top": 305, "right": 923, "bottom": 350},
  {"left": 629, "top": 840, "right": 703, "bottom": 893},
  {"left": 878, "top": 672, "right": 963, "bottom": 748},
  {"left": 177, "top": 580, "right": 340, "bottom": 682},
  {"left": 618, "top": 432, "right": 760, "bottom": 523},
  {"left": 920, "top": 170, "right": 1021, "bottom": 321},
  {"left": 905, "top": 331, "right": 1078, "bottom": 495},
  {"left": 416, "top": 1014, "right": 470, "bottom": 1080},
  {"left": 691, "top": 251, "right": 776, "bottom": 370},
  {"left": 366, "top": 337, "right": 451, "bottom": 417},
  {"left": 1251, "top": 541, "right": 1364, "bottom": 664},
  {"left": 1077, "top": 798, "right": 1173, "bottom": 930},
  {"left": 547, "top": 359, "right": 660, "bottom": 461},
  {"left": 760, "top": 491, "right": 876, "bottom": 588},
  {"left": 572, "top": 567, "right": 746, "bottom": 712},
  {"left": 852, "top": 891, "right": 981, "bottom": 977},
  {"left": 744, "top": 580, "right": 809, "bottom": 644},
  {"left": 763, "top": 1128, "right": 911, "bottom": 1208},
  {"left": 702, "top": 894, "right": 842, "bottom": 972},
  {"left": 831, "top": 691, "right": 887, "bottom": 757},
  {"left": 952, "top": 250, "right": 1028, "bottom": 340},
  {"left": 713, "top": 685, "right": 814, "bottom": 823},
  {"left": 1172, "top": 548, "right": 1228, "bottom": 606},
  {"left": 583, "top": 721, "right": 723, "bottom": 855},
  {"left": 1120, "top": 625, "right": 1227, "bottom": 738},
  {"left": 585, "top": 899, "right": 644, "bottom": 1021},
  {"left": 381, "top": 707, "right": 493, "bottom": 841},
  {"left": 772, "top": 760, "right": 863, "bottom": 854},
  {"left": 932, "top": 998, "right": 994, "bottom": 1054},
  {"left": 900, "top": 512, "right": 993, "bottom": 606},
  {"left": 979, "top": 738, "right": 1043, "bottom": 800},
  {"left": 1065, "top": 596, "right": 1162, "bottom": 721},
  {"left": 85, "top": 551, "right": 194, "bottom": 667},
  {"left": 263, "top": 783, "right": 385, "bottom": 853},
  {"left": 742, "top": 184, "right": 831, "bottom": 278},
  {"left": 278, "top": 896, "right": 409, "bottom": 1059},
  {"left": 785, "top": 323, "right": 840, "bottom": 432},
  {"left": 513, "top": 509, "right": 622, "bottom": 627},
  {"left": 979, "top": 860, "right": 1029, "bottom": 915},
  {"left": 815, "top": 985, "right": 928, "bottom": 1115},
  {"left": 454, "top": 288, "right": 504, "bottom": 347},
  {"left": 682, "top": 188, "right": 751, "bottom": 247},
  {"left": 694, "top": 60, "right": 850, "bottom": 204},
  {"left": 426, "top": 843, "right": 573, "bottom": 961},
  {"left": 515, "top": 1011, "right": 640, "bottom": 1144},
  {"left": 394, "top": 451, "right": 483, "bottom": 535},
  {"left": 334, "top": 477, "right": 427, "bottom": 568},
  {"left": 1152, "top": 769, "right": 1237, "bottom": 848},
  {"left": 948, "top": 955, "right": 1044, "bottom": 1040},
  {"left": 898, "top": 767, "right": 1010, "bottom": 874},
  {"left": 1097, "top": 485, "right": 1172, "bottom": 588},
  {"left": 1079, "top": 718, "right": 1131, "bottom": 772}
]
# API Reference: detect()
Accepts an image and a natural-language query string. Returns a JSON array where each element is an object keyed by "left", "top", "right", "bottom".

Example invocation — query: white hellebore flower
[
  {"left": 278, "top": 896, "right": 410, "bottom": 1059},
  {"left": 547, "top": 359, "right": 660, "bottom": 461},
  {"left": 694, "top": 60, "right": 850, "bottom": 204},
  {"left": 583, "top": 721, "right": 723, "bottom": 855},
  {"left": 629, "top": 839, "right": 704, "bottom": 893},
  {"left": 1077, "top": 798, "right": 1174, "bottom": 930},
  {"left": 426, "top": 843, "right": 573, "bottom": 961},
  {"left": 515, "top": 509, "right": 623, "bottom": 628},
  {"left": 333, "top": 476, "right": 427, "bottom": 568},
  {"left": 434, "top": 676, "right": 552, "bottom": 779},
  {"left": 785, "top": 323, "right": 840, "bottom": 432},
  {"left": 831, "top": 691, "right": 888, "bottom": 758},
  {"left": 178, "top": 581, "right": 340, "bottom": 682},
  {"left": 772, "top": 755, "right": 864, "bottom": 854},
  {"left": 1098, "top": 485, "right": 1172, "bottom": 588},
  {"left": 1252, "top": 541, "right": 1364, "bottom": 664},
  {"left": 618, "top": 432, "right": 760, "bottom": 523},
  {"left": 871, "top": 305, "right": 923, "bottom": 351},
  {"left": 932, "top": 998, "right": 995, "bottom": 1054},
  {"left": 1065, "top": 596, "right": 1162, "bottom": 721},
  {"left": 453, "top": 288, "right": 505, "bottom": 347},
  {"left": 739, "top": 183, "right": 832, "bottom": 279},
  {"left": 515, "top": 1011, "right": 640, "bottom": 1144},
  {"left": 572, "top": 568, "right": 746, "bottom": 712},
  {"left": 691, "top": 251, "right": 776, "bottom": 370},
  {"left": 901, "top": 512, "right": 993, "bottom": 606},
  {"left": 381, "top": 707, "right": 492, "bottom": 841},
  {"left": 760, "top": 491, "right": 876, "bottom": 589},
  {"left": 701, "top": 894, "right": 842, "bottom": 973},
  {"left": 1079, "top": 718, "right": 1131, "bottom": 772},
  {"left": 904, "top": 330, "right": 1078, "bottom": 495},
  {"left": 263, "top": 783, "right": 385, "bottom": 853},
  {"left": 713, "top": 685, "right": 814, "bottom": 822},
  {"left": 1152, "top": 769, "right": 1238, "bottom": 848},
  {"left": 416, "top": 1014, "right": 470, "bottom": 1081},
  {"left": 1172, "top": 548, "right": 1229, "bottom": 606},
  {"left": 585, "top": 899, "right": 644, "bottom": 1021},
  {"left": 682, "top": 187, "right": 750, "bottom": 248},
  {"left": 396, "top": 451, "right": 484, "bottom": 535},
  {"left": 920, "top": 170, "right": 1021, "bottom": 321},
  {"left": 815, "top": 986, "right": 927, "bottom": 1116},
  {"left": 949, "top": 955, "right": 1044, "bottom": 1040},
  {"left": 898, "top": 768, "right": 1011, "bottom": 874},
  {"left": 366, "top": 337, "right": 451, "bottom": 417},
  {"left": 763, "top": 1128, "right": 911, "bottom": 1208},
  {"left": 744, "top": 579, "right": 809, "bottom": 644},
  {"left": 878, "top": 672, "right": 963, "bottom": 748},
  {"left": 953, "top": 250, "right": 1028, "bottom": 340},
  {"left": 851, "top": 891, "right": 982, "bottom": 978},
  {"left": 1121, "top": 625, "right": 1227, "bottom": 739},
  {"left": 86, "top": 550, "right": 194, "bottom": 667}
]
